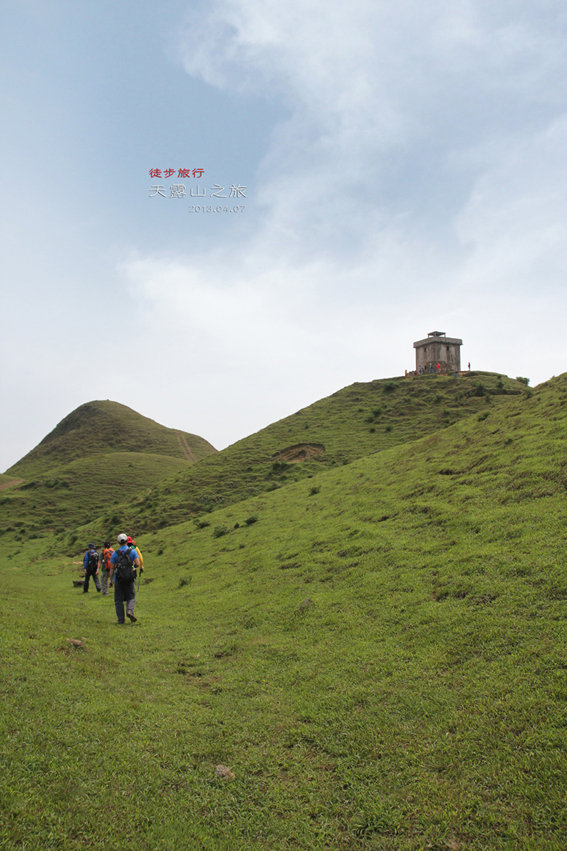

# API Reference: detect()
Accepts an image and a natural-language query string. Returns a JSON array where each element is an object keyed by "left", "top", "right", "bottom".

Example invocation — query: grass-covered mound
[
  {"left": 7, "top": 400, "right": 216, "bottom": 478},
  {"left": 126, "top": 372, "right": 526, "bottom": 530},
  {"left": 1, "top": 373, "right": 565, "bottom": 849},
  {"left": 0, "top": 401, "right": 217, "bottom": 538}
]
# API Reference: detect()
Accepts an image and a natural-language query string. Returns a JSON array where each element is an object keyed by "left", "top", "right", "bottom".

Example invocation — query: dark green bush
[{"left": 213, "top": 525, "right": 228, "bottom": 538}]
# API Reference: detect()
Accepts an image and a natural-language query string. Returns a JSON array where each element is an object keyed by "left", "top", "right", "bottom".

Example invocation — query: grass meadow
[{"left": 2, "top": 373, "right": 567, "bottom": 848}]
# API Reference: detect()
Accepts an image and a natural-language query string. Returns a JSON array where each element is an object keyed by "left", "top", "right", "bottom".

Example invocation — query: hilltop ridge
[
  {"left": 7, "top": 400, "right": 216, "bottom": 478},
  {"left": 0, "top": 401, "right": 217, "bottom": 536},
  {"left": 121, "top": 371, "right": 526, "bottom": 531}
]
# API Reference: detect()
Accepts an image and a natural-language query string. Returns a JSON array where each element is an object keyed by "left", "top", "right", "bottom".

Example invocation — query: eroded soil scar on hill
[
  {"left": 0, "top": 478, "right": 23, "bottom": 491},
  {"left": 275, "top": 444, "right": 325, "bottom": 463}
]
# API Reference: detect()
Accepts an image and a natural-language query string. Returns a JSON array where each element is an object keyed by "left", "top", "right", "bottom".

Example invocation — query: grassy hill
[
  {"left": 0, "top": 401, "right": 217, "bottom": 537},
  {"left": 1, "top": 372, "right": 564, "bottom": 848},
  {"left": 7, "top": 400, "right": 216, "bottom": 477},
  {"left": 122, "top": 371, "right": 526, "bottom": 531}
]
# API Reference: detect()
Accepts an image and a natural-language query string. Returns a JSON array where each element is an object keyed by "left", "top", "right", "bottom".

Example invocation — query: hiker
[
  {"left": 109, "top": 533, "right": 140, "bottom": 624},
  {"left": 83, "top": 543, "right": 101, "bottom": 594},
  {"left": 127, "top": 536, "right": 144, "bottom": 572},
  {"left": 100, "top": 541, "right": 114, "bottom": 596}
]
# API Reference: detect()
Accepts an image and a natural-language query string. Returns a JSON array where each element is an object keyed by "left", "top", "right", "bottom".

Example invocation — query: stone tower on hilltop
[{"left": 413, "top": 331, "right": 462, "bottom": 374}]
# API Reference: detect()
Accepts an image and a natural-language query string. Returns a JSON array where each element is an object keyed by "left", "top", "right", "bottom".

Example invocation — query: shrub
[
  {"left": 245, "top": 515, "right": 258, "bottom": 526},
  {"left": 309, "top": 486, "right": 320, "bottom": 496},
  {"left": 516, "top": 376, "right": 530, "bottom": 386},
  {"left": 271, "top": 460, "right": 288, "bottom": 473},
  {"left": 213, "top": 525, "right": 228, "bottom": 538}
]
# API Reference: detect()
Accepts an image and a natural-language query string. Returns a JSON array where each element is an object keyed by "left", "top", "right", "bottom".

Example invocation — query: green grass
[
  {"left": 1, "top": 373, "right": 566, "bottom": 848},
  {"left": 0, "top": 451, "right": 191, "bottom": 538},
  {"left": 0, "top": 401, "right": 217, "bottom": 538},
  {"left": 7, "top": 400, "right": 216, "bottom": 478},
  {"left": 122, "top": 372, "right": 526, "bottom": 530}
]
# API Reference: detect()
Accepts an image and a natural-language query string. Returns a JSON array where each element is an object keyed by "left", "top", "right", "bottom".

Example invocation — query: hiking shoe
[{"left": 127, "top": 612, "right": 137, "bottom": 623}]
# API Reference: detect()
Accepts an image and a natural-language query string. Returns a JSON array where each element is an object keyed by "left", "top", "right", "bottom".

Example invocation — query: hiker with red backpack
[
  {"left": 100, "top": 541, "right": 114, "bottom": 596},
  {"left": 82, "top": 543, "right": 101, "bottom": 594},
  {"left": 109, "top": 533, "right": 140, "bottom": 624}
]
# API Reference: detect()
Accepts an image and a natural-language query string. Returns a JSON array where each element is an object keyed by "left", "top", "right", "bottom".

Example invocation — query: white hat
[{"left": 117, "top": 533, "right": 128, "bottom": 543}]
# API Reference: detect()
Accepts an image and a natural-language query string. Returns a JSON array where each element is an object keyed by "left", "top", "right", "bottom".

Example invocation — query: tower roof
[{"left": 413, "top": 333, "right": 463, "bottom": 348}]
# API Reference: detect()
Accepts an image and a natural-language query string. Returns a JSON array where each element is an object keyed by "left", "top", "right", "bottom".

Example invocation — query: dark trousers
[
  {"left": 114, "top": 579, "right": 135, "bottom": 623},
  {"left": 83, "top": 567, "right": 101, "bottom": 593}
]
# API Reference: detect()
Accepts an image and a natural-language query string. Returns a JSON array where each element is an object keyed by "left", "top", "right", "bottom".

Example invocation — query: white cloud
[
  {"left": 6, "top": 0, "right": 567, "bottom": 469},
  {"left": 114, "top": 0, "right": 567, "bottom": 450}
]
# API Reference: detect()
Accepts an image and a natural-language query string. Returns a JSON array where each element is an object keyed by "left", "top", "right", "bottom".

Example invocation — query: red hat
[{"left": 126, "top": 536, "right": 134, "bottom": 544}]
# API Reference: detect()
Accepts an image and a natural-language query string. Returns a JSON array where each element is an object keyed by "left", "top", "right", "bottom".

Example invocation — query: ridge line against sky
[{"left": 2, "top": 0, "right": 567, "bottom": 470}]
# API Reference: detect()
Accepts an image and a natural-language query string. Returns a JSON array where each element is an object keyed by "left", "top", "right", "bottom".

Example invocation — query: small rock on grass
[{"left": 214, "top": 765, "right": 235, "bottom": 780}]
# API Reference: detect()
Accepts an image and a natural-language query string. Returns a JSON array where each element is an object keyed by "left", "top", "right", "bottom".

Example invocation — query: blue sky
[{"left": 2, "top": 0, "right": 567, "bottom": 470}]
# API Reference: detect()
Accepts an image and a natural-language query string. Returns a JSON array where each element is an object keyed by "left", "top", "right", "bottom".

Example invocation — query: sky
[{"left": 2, "top": 0, "right": 567, "bottom": 471}]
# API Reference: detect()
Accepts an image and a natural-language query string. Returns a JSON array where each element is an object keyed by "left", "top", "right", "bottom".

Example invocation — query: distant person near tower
[
  {"left": 83, "top": 543, "right": 101, "bottom": 594},
  {"left": 100, "top": 541, "right": 114, "bottom": 596},
  {"left": 109, "top": 533, "right": 140, "bottom": 624}
]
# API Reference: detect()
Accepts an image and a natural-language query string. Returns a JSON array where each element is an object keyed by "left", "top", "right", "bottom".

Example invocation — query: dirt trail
[
  {"left": 0, "top": 478, "right": 23, "bottom": 491},
  {"left": 177, "top": 433, "right": 198, "bottom": 463}
]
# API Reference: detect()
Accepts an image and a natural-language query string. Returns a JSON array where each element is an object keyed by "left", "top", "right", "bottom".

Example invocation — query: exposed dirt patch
[
  {"left": 275, "top": 443, "right": 325, "bottom": 463},
  {"left": 0, "top": 478, "right": 23, "bottom": 491}
]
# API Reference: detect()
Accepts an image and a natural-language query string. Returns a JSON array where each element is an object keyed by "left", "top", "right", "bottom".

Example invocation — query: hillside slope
[
  {"left": 1, "top": 452, "right": 190, "bottom": 537},
  {"left": 2, "top": 374, "right": 565, "bottom": 848},
  {"left": 0, "top": 401, "right": 217, "bottom": 536},
  {"left": 124, "top": 372, "right": 526, "bottom": 531},
  {"left": 6, "top": 400, "right": 216, "bottom": 478}
]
